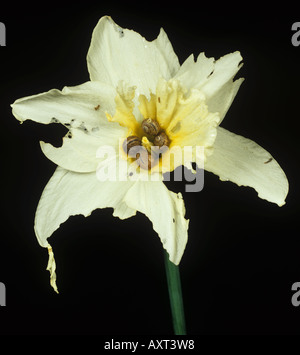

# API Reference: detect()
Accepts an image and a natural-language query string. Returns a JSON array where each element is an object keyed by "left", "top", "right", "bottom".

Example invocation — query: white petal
[
  {"left": 206, "top": 77, "right": 244, "bottom": 122},
  {"left": 200, "top": 51, "right": 243, "bottom": 99},
  {"left": 174, "top": 52, "right": 215, "bottom": 90},
  {"left": 11, "top": 81, "right": 116, "bottom": 129},
  {"left": 40, "top": 123, "right": 127, "bottom": 173},
  {"left": 124, "top": 181, "right": 189, "bottom": 264},
  {"left": 87, "top": 16, "right": 180, "bottom": 96},
  {"left": 175, "top": 51, "right": 243, "bottom": 122},
  {"left": 175, "top": 51, "right": 242, "bottom": 98},
  {"left": 35, "top": 166, "right": 136, "bottom": 248},
  {"left": 205, "top": 127, "right": 289, "bottom": 206}
]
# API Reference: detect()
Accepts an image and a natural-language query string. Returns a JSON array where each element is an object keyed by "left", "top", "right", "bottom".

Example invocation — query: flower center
[
  {"left": 106, "top": 78, "right": 220, "bottom": 174},
  {"left": 122, "top": 118, "right": 170, "bottom": 170}
]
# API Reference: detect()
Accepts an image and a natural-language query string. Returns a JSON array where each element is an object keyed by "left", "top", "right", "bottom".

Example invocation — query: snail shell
[
  {"left": 123, "top": 136, "right": 142, "bottom": 157},
  {"left": 136, "top": 149, "right": 158, "bottom": 170},
  {"left": 141, "top": 118, "right": 161, "bottom": 136},
  {"left": 153, "top": 131, "right": 170, "bottom": 148}
]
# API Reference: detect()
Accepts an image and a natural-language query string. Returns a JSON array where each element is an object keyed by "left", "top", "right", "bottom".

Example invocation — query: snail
[
  {"left": 123, "top": 135, "right": 142, "bottom": 157},
  {"left": 123, "top": 121, "right": 170, "bottom": 170},
  {"left": 153, "top": 131, "right": 170, "bottom": 148},
  {"left": 141, "top": 118, "right": 161, "bottom": 137},
  {"left": 136, "top": 148, "right": 158, "bottom": 170}
]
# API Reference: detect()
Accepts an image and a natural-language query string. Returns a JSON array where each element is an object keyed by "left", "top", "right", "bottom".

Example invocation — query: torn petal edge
[{"left": 46, "top": 242, "right": 59, "bottom": 294}]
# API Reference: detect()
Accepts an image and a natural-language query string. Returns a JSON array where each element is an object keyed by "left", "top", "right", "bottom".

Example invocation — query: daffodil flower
[{"left": 11, "top": 16, "right": 288, "bottom": 293}]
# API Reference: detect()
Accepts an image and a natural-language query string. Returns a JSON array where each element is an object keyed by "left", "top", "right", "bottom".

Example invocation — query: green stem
[{"left": 164, "top": 250, "right": 186, "bottom": 335}]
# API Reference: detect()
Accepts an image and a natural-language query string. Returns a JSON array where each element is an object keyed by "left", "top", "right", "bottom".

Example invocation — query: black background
[{"left": 0, "top": 3, "right": 300, "bottom": 335}]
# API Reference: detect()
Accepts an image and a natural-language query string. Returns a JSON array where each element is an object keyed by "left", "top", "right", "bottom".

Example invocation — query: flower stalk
[{"left": 164, "top": 251, "right": 186, "bottom": 335}]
